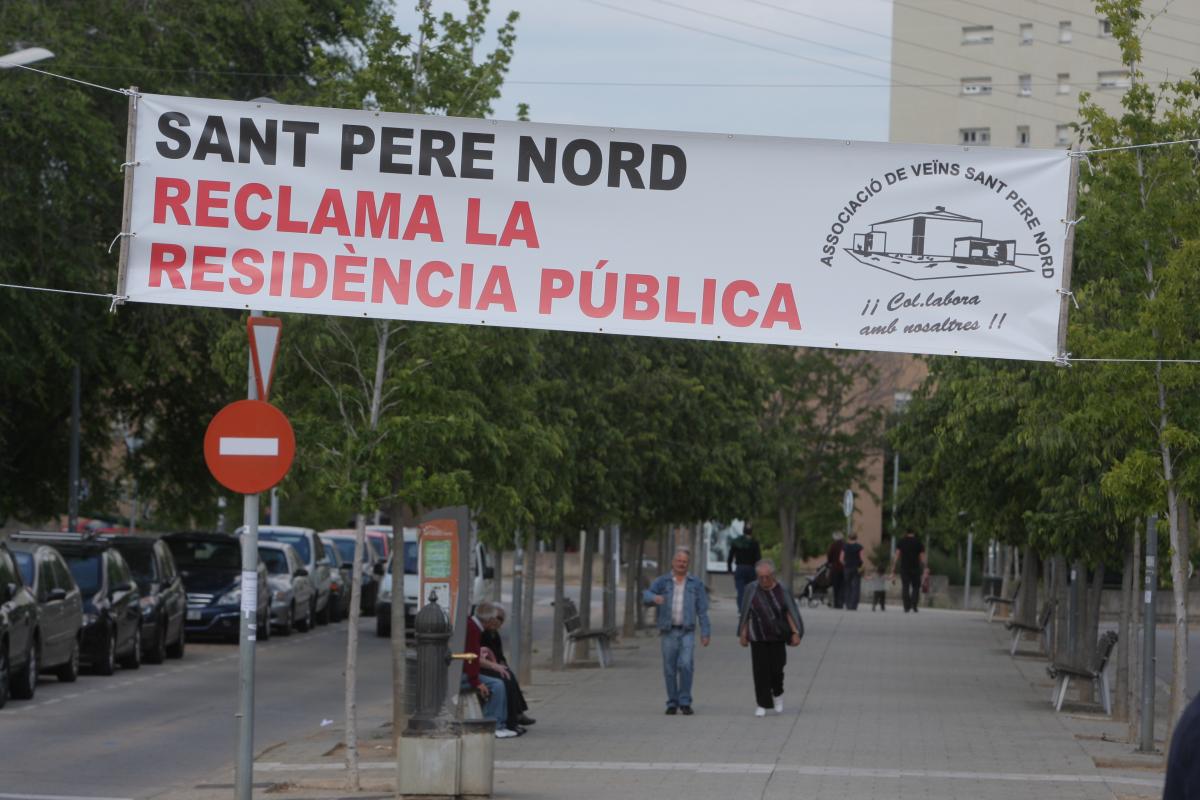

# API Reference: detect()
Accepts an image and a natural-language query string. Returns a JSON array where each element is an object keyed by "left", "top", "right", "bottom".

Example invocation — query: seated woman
[{"left": 481, "top": 604, "right": 535, "bottom": 732}]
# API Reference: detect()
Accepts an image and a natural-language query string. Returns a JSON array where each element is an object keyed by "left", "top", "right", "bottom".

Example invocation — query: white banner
[{"left": 122, "top": 93, "right": 1074, "bottom": 361}]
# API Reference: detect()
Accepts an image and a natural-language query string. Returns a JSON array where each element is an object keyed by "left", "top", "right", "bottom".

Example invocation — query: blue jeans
[
  {"left": 464, "top": 674, "right": 508, "bottom": 729},
  {"left": 660, "top": 627, "right": 695, "bottom": 708},
  {"left": 734, "top": 565, "right": 756, "bottom": 614}
]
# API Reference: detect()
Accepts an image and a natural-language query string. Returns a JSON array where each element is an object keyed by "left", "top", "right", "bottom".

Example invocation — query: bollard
[
  {"left": 399, "top": 594, "right": 461, "bottom": 797},
  {"left": 410, "top": 596, "right": 452, "bottom": 728}
]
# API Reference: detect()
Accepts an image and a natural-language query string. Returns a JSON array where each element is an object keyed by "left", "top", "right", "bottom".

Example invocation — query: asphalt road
[{"left": 0, "top": 617, "right": 396, "bottom": 800}]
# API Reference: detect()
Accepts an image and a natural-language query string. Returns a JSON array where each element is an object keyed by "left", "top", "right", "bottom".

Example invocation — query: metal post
[
  {"left": 1139, "top": 514, "right": 1158, "bottom": 752},
  {"left": 235, "top": 311, "right": 262, "bottom": 800},
  {"left": 891, "top": 451, "right": 899, "bottom": 559},
  {"left": 269, "top": 487, "right": 279, "bottom": 526},
  {"left": 510, "top": 534, "right": 523, "bottom": 679},
  {"left": 963, "top": 527, "right": 973, "bottom": 610},
  {"left": 67, "top": 364, "right": 81, "bottom": 532}
]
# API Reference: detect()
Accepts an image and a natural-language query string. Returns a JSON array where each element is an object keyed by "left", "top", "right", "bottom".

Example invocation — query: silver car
[
  {"left": 246, "top": 526, "right": 334, "bottom": 625},
  {"left": 257, "top": 541, "right": 316, "bottom": 635}
]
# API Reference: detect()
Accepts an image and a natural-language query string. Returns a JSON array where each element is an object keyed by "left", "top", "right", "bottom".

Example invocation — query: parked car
[
  {"left": 319, "top": 540, "right": 351, "bottom": 622},
  {"left": 258, "top": 541, "right": 315, "bottom": 635},
  {"left": 375, "top": 528, "right": 420, "bottom": 638},
  {"left": 20, "top": 533, "right": 144, "bottom": 675},
  {"left": 164, "top": 532, "right": 269, "bottom": 643},
  {"left": 366, "top": 526, "right": 391, "bottom": 560},
  {"left": 321, "top": 532, "right": 383, "bottom": 616},
  {"left": 109, "top": 536, "right": 187, "bottom": 662},
  {"left": 8, "top": 540, "right": 83, "bottom": 683},
  {"left": 0, "top": 541, "right": 39, "bottom": 704},
  {"left": 248, "top": 526, "right": 333, "bottom": 625}
]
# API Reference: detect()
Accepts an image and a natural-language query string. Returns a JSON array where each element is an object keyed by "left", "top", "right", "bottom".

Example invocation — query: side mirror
[
  {"left": 47, "top": 587, "right": 68, "bottom": 602},
  {"left": 295, "top": 568, "right": 308, "bottom": 578}
]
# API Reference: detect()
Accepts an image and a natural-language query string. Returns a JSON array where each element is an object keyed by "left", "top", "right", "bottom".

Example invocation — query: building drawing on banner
[{"left": 847, "top": 206, "right": 1030, "bottom": 280}]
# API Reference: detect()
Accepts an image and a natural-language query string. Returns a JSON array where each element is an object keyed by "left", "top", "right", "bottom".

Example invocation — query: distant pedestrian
[
  {"left": 727, "top": 521, "right": 762, "bottom": 614},
  {"left": 868, "top": 563, "right": 888, "bottom": 611},
  {"left": 644, "top": 547, "right": 711, "bottom": 716},
  {"left": 1163, "top": 691, "right": 1200, "bottom": 799},
  {"left": 841, "top": 531, "right": 865, "bottom": 610},
  {"left": 889, "top": 530, "right": 929, "bottom": 613},
  {"left": 826, "top": 532, "right": 845, "bottom": 608},
  {"left": 738, "top": 559, "right": 803, "bottom": 717}
]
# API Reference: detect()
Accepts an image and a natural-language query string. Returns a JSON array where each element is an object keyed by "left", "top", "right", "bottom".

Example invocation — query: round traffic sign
[{"left": 203, "top": 400, "right": 295, "bottom": 494}]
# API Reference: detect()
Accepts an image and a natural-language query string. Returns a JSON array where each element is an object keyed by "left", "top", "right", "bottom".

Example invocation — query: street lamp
[
  {"left": 890, "top": 391, "right": 912, "bottom": 559},
  {"left": 0, "top": 47, "right": 54, "bottom": 69}
]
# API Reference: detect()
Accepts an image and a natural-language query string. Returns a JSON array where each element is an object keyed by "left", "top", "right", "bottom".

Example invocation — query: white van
[{"left": 374, "top": 527, "right": 493, "bottom": 637}]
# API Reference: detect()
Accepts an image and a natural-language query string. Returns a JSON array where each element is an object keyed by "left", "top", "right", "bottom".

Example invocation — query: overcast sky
[{"left": 397, "top": 0, "right": 895, "bottom": 141}]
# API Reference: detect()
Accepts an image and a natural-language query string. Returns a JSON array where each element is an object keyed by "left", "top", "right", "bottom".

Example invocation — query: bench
[
  {"left": 985, "top": 579, "right": 1020, "bottom": 623},
  {"left": 1005, "top": 600, "right": 1055, "bottom": 656},
  {"left": 559, "top": 597, "right": 617, "bottom": 668},
  {"left": 1047, "top": 631, "right": 1119, "bottom": 715}
]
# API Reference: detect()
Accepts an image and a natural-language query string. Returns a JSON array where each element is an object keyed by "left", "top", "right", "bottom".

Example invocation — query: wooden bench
[
  {"left": 1047, "top": 631, "right": 1119, "bottom": 715},
  {"left": 559, "top": 597, "right": 617, "bottom": 668},
  {"left": 1005, "top": 600, "right": 1055, "bottom": 656},
  {"left": 985, "top": 579, "right": 1020, "bottom": 623}
]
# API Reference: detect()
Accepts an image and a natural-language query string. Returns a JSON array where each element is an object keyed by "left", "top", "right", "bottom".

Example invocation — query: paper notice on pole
[
  {"left": 1145, "top": 589, "right": 1153, "bottom": 605},
  {"left": 241, "top": 570, "right": 258, "bottom": 616}
]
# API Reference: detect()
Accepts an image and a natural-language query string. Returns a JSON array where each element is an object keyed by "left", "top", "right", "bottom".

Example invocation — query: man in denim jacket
[{"left": 643, "top": 548, "right": 711, "bottom": 715}]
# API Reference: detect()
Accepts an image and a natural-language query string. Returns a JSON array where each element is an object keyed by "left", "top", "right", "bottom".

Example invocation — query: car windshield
[
  {"left": 259, "top": 548, "right": 290, "bottom": 575},
  {"left": 12, "top": 551, "right": 34, "bottom": 586},
  {"left": 65, "top": 552, "right": 102, "bottom": 595},
  {"left": 167, "top": 539, "right": 240, "bottom": 570},
  {"left": 329, "top": 538, "right": 368, "bottom": 565},
  {"left": 118, "top": 546, "right": 156, "bottom": 587},
  {"left": 260, "top": 532, "right": 310, "bottom": 563},
  {"left": 404, "top": 541, "right": 418, "bottom": 574}
]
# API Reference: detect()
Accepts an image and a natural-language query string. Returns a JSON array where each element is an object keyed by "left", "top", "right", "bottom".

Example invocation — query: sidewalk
[{"left": 177, "top": 596, "right": 1167, "bottom": 800}]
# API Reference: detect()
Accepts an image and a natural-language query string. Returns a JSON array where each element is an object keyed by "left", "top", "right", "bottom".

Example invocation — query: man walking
[
  {"left": 738, "top": 559, "right": 802, "bottom": 716},
  {"left": 890, "top": 529, "right": 929, "bottom": 613},
  {"left": 644, "top": 547, "right": 711, "bottom": 715},
  {"left": 727, "top": 521, "right": 762, "bottom": 614}
]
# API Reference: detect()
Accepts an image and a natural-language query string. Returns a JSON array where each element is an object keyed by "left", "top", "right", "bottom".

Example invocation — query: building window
[
  {"left": 960, "top": 127, "right": 991, "bottom": 145},
  {"left": 961, "top": 77, "right": 992, "bottom": 95},
  {"left": 962, "top": 25, "right": 994, "bottom": 45},
  {"left": 1099, "top": 18, "right": 1113, "bottom": 37},
  {"left": 1056, "top": 124, "right": 1072, "bottom": 146},
  {"left": 1059, "top": 21, "right": 1072, "bottom": 42},
  {"left": 1019, "top": 74, "right": 1032, "bottom": 96},
  {"left": 1020, "top": 23, "right": 1033, "bottom": 44},
  {"left": 1017, "top": 126, "right": 1031, "bottom": 146},
  {"left": 1098, "top": 69, "right": 1132, "bottom": 89},
  {"left": 1058, "top": 73, "right": 1071, "bottom": 94}
]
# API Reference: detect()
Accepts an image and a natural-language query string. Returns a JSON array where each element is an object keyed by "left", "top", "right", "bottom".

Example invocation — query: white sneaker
[
  {"left": 774, "top": 699, "right": 784, "bottom": 714},
  {"left": 495, "top": 728, "right": 519, "bottom": 739},
  {"left": 754, "top": 707, "right": 766, "bottom": 717}
]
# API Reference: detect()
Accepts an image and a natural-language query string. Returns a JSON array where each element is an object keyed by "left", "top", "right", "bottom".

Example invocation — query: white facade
[{"left": 889, "top": 0, "right": 1200, "bottom": 148}]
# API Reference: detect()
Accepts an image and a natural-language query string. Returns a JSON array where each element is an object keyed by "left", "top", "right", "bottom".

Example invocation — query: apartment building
[{"left": 889, "top": 0, "right": 1200, "bottom": 148}]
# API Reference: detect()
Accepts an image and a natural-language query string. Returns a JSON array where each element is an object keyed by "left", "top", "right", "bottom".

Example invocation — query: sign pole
[
  {"left": 1138, "top": 513, "right": 1157, "bottom": 752},
  {"left": 235, "top": 311, "right": 262, "bottom": 800}
]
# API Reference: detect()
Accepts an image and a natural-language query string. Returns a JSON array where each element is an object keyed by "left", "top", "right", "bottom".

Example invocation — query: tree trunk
[
  {"left": 779, "top": 504, "right": 796, "bottom": 598},
  {"left": 1070, "top": 559, "right": 1087, "bottom": 669},
  {"left": 1167, "top": 490, "right": 1190, "bottom": 741},
  {"left": 344, "top": 502, "right": 369, "bottom": 790},
  {"left": 623, "top": 529, "right": 640, "bottom": 637},
  {"left": 998, "top": 545, "right": 1012, "bottom": 605},
  {"left": 603, "top": 525, "right": 618, "bottom": 632},
  {"left": 1128, "top": 524, "right": 1142, "bottom": 743},
  {"left": 492, "top": 547, "right": 503, "bottom": 603},
  {"left": 518, "top": 528, "right": 536, "bottom": 687},
  {"left": 1052, "top": 555, "right": 1070, "bottom": 661},
  {"left": 635, "top": 535, "right": 647, "bottom": 629},
  {"left": 552, "top": 532, "right": 565, "bottom": 670},
  {"left": 1017, "top": 549, "right": 1038, "bottom": 626},
  {"left": 1076, "top": 564, "right": 1105, "bottom": 704},
  {"left": 1116, "top": 535, "right": 1134, "bottom": 720},
  {"left": 388, "top": 496, "right": 410, "bottom": 747},
  {"left": 578, "top": 528, "right": 594, "bottom": 660}
]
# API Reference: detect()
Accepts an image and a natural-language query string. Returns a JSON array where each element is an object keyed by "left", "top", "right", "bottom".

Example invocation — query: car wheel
[
  {"left": 375, "top": 613, "right": 391, "bottom": 638},
  {"left": 57, "top": 637, "right": 80, "bottom": 683},
  {"left": 145, "top": 618, "right": 167, "bottom": 665},
  {"left": 278, "top": 604, "right": 293, "bottom": 637},
  {"left": 0, "top": 640, "right": 9, "bottom": 709},
  {"left": 362, "top": 588, "right": 377, "bottom": 617},
  {"left": 296, "top": 601, "right": 311, "bottom": 632},
  {"left": 94, "top": 629, "right": 117, "bottom": 676},
  {"left": 316, "top": 595, "right": 330, "bottom": 626},
  {"left": 166, "top": 622, "right": 185, "bottom": 660},
  {"left": 11, "top": 635, "right": 37, "bottom": 700},
  {"left": 119, "top": 626, "right": 141, "bottom": 670},
  {"left": 328, "top": 594, "right": 342, "bottom": 623}
]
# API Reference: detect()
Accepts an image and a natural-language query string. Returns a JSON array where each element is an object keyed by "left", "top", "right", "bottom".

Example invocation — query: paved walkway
[{"left": 230, "top": 596, "right": 1165, "bottom": 800}]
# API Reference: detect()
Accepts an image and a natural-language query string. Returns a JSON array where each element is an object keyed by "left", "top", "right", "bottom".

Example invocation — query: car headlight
[{"left": 218, "top": 588, "right": 241, "bottom": 606}]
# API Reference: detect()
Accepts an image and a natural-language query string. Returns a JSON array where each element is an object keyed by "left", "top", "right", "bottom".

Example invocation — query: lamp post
[{"left": 890, "top": 391, "right": 911, "bottom": 559}]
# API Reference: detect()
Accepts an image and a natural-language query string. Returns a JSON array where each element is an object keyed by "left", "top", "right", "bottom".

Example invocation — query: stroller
[{"left": 798, "top": 562, "right": 833, "bottom": 607}]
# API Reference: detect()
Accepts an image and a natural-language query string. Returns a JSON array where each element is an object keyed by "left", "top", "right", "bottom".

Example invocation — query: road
[{"left": 0, "top": 617, "right": 395, "bottom": 800}]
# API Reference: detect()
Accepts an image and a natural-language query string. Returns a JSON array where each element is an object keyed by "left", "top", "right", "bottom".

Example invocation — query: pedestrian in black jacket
[{"left": 727, "top": 522, "right": 762, "bottom": 615}]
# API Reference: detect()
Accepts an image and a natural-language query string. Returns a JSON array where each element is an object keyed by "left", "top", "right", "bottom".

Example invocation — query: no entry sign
[{"left": 204, "top": 399, "right": 295, "bottom": 494}]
